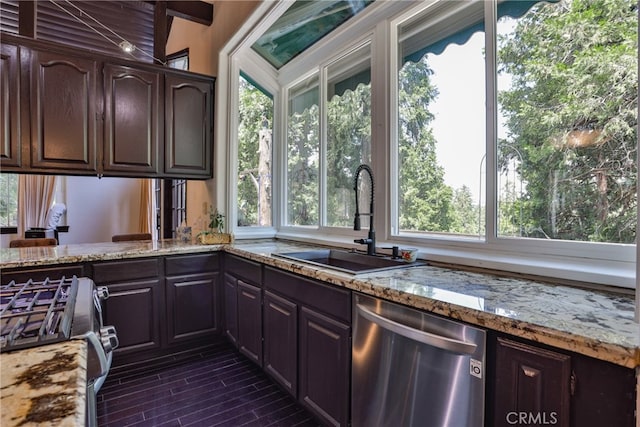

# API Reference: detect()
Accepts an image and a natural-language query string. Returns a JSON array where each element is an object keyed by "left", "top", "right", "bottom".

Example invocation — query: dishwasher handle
[{"left": 356, "top": 303, "right": 477, "bottom": 355}]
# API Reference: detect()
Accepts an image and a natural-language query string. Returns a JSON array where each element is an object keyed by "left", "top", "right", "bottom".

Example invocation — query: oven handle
[
  {"left": 84, "top": 331, "right": 109, "bottom": 378},
  {"left": 356, "top": 304, "right": 477, "bottom": 355}
]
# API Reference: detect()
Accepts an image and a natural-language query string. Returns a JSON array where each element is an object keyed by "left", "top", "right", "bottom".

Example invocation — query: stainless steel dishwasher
[{"left": 352, "top": 293, "right": 486, "bottom": 427}]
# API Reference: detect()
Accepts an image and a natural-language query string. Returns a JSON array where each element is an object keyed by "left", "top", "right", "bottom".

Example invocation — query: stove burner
[{"left": 0, "top": 276, "right": 78, "bottom": 352}]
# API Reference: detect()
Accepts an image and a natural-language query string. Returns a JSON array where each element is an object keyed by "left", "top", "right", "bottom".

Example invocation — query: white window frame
[{"left": 219, "top": 0, "right": 637, "bottom": 290}]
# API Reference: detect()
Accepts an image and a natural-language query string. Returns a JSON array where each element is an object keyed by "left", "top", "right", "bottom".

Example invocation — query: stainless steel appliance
[
  {"left": 352, "top": 293, "right": 486, "bottom": 427},
  {"left": 0, "top": 276, "right": 118, "bottom": 426}
]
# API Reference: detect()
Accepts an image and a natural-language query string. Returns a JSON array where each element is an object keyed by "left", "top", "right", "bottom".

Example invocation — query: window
[
  {"left": 287, "top": 74, "right": 319, "bottom": 226},
  {"left": 237, "top": 74, "right": 273, "bottom": 227},
  {"left": 0, "top": 174, "right": 18, "bottom": 233},
  {"left": 326, "top": 43, "right": 372, "bottom": 228},
  {"left": 231, "top": 0, "right": 637, "bottom": 287},
  {"left": 395, "top": 1, "right": 486, "bottom": 238},
  {"left": 496, "top": 0, "right": 637, "bottom": 244},
  {"left": 167, "top": 48, "right": 189, "bottom": 70},
  {"left": 285, "top": 42, "right": 372, "bottom": 229}
]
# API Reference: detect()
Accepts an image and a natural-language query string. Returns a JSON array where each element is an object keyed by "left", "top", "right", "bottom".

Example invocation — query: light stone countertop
[
  {"left": 1, "top": 239, "right": 638, "bottom": 369},
  {"left": 0, "top": 340, "right": 87, "bottom": 426}
]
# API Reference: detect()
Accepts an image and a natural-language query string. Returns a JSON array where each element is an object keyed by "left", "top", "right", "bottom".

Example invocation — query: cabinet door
[
  {"left": 0, "top": 42, "right": 21, "bottom": 168},
  {"left": 103, "top": 63, "right": 162, "bottom": 175},
  {"left": 102, "top": 278, "right": 163, "bottom": 356},
  {"left": 494, "top": 338, "right": 571, "bottom": 427},
  {"left": 237, "top": 280, "right": 262, "bottom": 366},
  {"left": 166, "top": 272, "right": 219, "bottom": 345},
  {"left": 29, "top": 48, "right": 98, "bottom": 173},
  {"left": 164, "top": 72, "right": 213, "bottom": 178},
  {"left": 299, "top": 307, "right": 350, "bottom": 427},
  {"left": 263, "top": 290, "right": 297, "bottom": 397},
  {"left": 223, "top": 273, "right": 238, "bottom": 346}
]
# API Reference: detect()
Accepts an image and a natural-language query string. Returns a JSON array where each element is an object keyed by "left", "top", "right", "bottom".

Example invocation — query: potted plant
[{"left": 197, "top": 206, "right": 232, "bottom": 244}]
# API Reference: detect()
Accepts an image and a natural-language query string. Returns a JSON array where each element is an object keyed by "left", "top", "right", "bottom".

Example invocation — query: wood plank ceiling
[{"left": 0, "top": 1, "right": 212, "bottom": 63}]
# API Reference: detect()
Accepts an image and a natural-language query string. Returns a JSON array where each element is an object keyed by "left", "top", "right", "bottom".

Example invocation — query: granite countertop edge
[{"left": 1, "top": 239, "right": 638, "bottom": 369}]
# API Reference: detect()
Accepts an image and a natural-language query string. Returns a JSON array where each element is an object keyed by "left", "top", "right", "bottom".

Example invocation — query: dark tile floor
[{"left": 97, "top": 339, "right": 321, "bottom": 426}]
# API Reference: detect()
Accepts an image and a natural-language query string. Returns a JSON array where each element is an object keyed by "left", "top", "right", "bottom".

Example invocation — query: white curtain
[
  {"left": 18, "top": 175, "right": 57, "bottom": 236},
  {"left": 138, "top": 179, "right": 155, "bottom": 235}
]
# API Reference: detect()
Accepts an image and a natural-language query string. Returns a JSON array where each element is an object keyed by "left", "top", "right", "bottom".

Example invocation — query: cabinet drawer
[
  {"left": 225, "top": 254, "right": 262, "bottom": 285},
  {"left": 264, "top": 267, "right": 350, "bottom": 323},
  {"left": 93, "top": 258, "right": 160, "bottom": 282},
  {"left": 1, "top": 264, "right": 85, "bottom": 284},
  {"left": 165, "top": 253, "right": 219, "bottom": 276}
]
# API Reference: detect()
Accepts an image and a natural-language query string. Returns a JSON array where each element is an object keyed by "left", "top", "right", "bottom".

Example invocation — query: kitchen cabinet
[
  {"left": 488, "top": 334, "right": 637, "bottom": 427},
  {"left": 0, "top": 263, "right": 84, "bottom": 284},
  {"left": 0, "top": 41, "right": 22, "bottom": 168},
  {"left": 263, "top": 266, "right": 351, "bottom": 427},
  {"left": 164, "top": 72, "right": 213, "bottom": 178},
  {"left": 223, "top": 254, "right": 263, "bottom": 364},
  {"left": 237, "top": 280, "right": 263, "bottom": 365},
  {"left": 102, "top": 62, "right": 162, "bottom": 176},
  {"left": 29, "top": 46, "right": 99, "bottom": 173},
  {"left": 165, "top": 253, "right": 220, "bottom": 345},
  {"left": 263, "top": 290, "right": 297, "bottom": 397},
  {"left": 92, "top": 258, "right": 163, "bottom": 357},
  {"left": 493, "top": 337, "right": 571, "bottom": 427},
  {"left": 1, "top": 33, "right": 214, "bottom": 179}
]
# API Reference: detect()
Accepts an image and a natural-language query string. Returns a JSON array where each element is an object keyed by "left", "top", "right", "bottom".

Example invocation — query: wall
[
  {"left": 165, "top": 0, "right": 259, "bottom": 232},
  {"left": 61, "top": 176, "right": 143, "bottom": 244}
]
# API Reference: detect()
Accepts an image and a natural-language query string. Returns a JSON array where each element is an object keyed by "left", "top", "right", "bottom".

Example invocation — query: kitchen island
[{"left": 0, "top": 340, "right": 87, "bottom": 426}]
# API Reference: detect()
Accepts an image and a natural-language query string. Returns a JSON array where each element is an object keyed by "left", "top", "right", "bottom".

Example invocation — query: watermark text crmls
[{"left": 506, "top": 412, "right": 558, "bottom": 425}]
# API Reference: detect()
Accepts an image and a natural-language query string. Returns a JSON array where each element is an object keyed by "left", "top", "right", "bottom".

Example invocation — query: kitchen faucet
[{"left": 353, "top": 164, "right": 375, "bottom": 256}]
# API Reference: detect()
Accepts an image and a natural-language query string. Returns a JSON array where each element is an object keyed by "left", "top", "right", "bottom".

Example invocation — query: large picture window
[
  {"left": 234, "top": 0, "right": 637, "bottom": 287},
  {"left": 496, "top": 0, "right": 637, "bottom": 244}
]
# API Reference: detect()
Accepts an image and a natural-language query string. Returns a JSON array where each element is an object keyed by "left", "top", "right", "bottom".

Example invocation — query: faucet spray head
[{"left": 354, "top": 214, "right": 361, "bottom": 231}]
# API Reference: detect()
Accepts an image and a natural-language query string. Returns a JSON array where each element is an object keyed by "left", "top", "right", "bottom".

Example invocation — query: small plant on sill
[{"left": 197, "top": 206, "right": 231, "bottom": 244}]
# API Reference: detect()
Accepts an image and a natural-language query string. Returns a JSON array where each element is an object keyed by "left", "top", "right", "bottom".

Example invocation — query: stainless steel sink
[{"left": 272, "top": 249, "right": 425, "bottom": 275}]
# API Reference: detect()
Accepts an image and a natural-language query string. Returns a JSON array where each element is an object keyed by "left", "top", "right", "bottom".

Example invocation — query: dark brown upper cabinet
[
  {"left": 165, "top": 72, "right": 213, "bottom": 178},
  {"left": 0, "top": 41, "right": 22, "bottom": 168},
  {"left": 29, "top": 47, "right": 99, "bottom": 173},
  {"left": 103, "top": 63, "right": 163, "bottom": 175},
  {"left": 1, "top": 33, "right": 214, "bottom": 179}
]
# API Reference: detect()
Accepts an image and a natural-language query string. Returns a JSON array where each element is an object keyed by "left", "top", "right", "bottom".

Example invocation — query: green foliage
[
  {"left": 237, "top": 77, "right": 273, "bottom": 226},
  {"left": 0, "top": 174, "right": 18, "bottom": 227},
  {"left": 498, "top": 0, "right": 637, "bottom": 243},
  {"left": 287, "top": 104, "right": 319, "bottom": 226}
]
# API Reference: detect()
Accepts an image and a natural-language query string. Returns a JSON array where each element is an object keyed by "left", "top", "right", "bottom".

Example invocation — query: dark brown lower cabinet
[
  {"left": 223, "top": 273, "right": 239, "bottom": 346},
  {"left": 299, "top": 306, "right": 350, "bottom": 427},
  {"left": 102, "top": 278, "right": 163, "bottom": 356},
  {"left": 237, "top": 280, "right": 263, "bottom": 365},
  {"left": 263, "top": 290, "right": 298, "bottom": 396},
  {"left": 493, "top": 337, "right": 571, "bottom": 427},
  {"left": 92, "top": 258, "right": 163, "bottom": 357},
  {"left": 166, "top": 272, "right": 219, "bottom": 345},
  {"left": 490, "top": 334, "right": 637, "bottom": 427},
  {"left": 263, "top": 266, "right": 351, "bottom": 427}
]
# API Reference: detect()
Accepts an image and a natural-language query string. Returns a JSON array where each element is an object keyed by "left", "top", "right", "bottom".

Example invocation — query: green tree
[
  {"left": 398, "top": 58, "right": 455, "bottom": 231},
  {"left": 287, "top": 103, "right": 319, "bottom": 226},
  {"left": 498, "top": 0, "right": 637, "bottom": 243},
  {"left": 237, "top": 77, "right": 273, "bottom": 226}
]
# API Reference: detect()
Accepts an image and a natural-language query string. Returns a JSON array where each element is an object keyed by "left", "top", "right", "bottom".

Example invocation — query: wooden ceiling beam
[{"left": 147, "top": 1, "right": 213, "bottom": 26}]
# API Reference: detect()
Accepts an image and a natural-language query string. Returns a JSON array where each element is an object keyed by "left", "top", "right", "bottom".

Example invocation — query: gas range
[
  {"left": 0, "top": 276, "right": 118, "bottom": 427},
  {"left": 0, "top": 276, "right": 78, "bottom": 351}
]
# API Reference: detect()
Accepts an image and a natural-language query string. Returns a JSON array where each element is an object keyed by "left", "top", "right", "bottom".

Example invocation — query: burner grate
[{"left": 0, "top": 276, "right": 79, "bottom": 352}]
